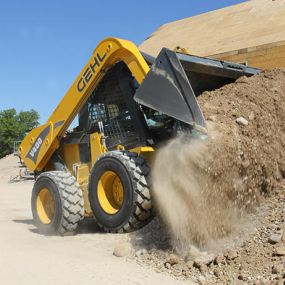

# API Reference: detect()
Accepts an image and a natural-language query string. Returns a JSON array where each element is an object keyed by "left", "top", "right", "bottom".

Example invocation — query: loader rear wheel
[
  {"left": 31, "top": 171, "right": 84, "bottom": 235},
  {"left": 88, "top": 151, "right": 153, "bottom": 233}
]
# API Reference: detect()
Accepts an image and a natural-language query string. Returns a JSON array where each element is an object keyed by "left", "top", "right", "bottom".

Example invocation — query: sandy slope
[{"left": 0, "top": 155, "right": 193, "bottom": 285}]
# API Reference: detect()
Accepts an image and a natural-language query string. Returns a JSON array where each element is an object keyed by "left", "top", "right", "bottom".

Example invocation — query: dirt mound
[
  {"left": 151, "top": 68, "right": 285, "bottom": 249},
  {"left": 0, "top": 154, "right": 21, "bottom": 182},
  {"left": 198, "top": 68, "right": 285, "bottom": 199},
  {"left": 132, "top": 68, "right": 285, "bottom": 284}
]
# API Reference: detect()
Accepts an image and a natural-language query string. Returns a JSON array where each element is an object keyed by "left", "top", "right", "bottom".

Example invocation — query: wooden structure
[{"left": 139, "top": 0, "right": 285, "bottom": 69}]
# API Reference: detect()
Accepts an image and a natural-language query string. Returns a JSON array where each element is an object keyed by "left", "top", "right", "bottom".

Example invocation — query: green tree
[{"left": 0, "top": 108, "right": 39, "bottom": 158}]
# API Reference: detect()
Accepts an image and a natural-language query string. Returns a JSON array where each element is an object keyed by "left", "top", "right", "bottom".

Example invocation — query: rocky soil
[
  {"left": 124, "top": 69, "right": 285, "bottom": 284},
  {"left": 128, "top": 183, "right": 284, "bottom": 285}
]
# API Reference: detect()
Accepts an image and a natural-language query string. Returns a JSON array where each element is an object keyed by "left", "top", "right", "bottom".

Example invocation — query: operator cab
[{"left": 76, "top": 61, "right": 187, "bottom": 150}]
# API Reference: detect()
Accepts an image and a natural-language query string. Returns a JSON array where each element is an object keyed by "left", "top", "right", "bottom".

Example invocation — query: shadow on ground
[
  {"left": 77, "top": 218, "right": 104, "bottom": 234},
  {"left": 129, "top": 217, "right": 172, "bottom": 251},
  {"left": 13, "top": 219, "right": 34, "bottom": 225},
  {"left": 13, "top": 217, "right": 104, "bottom": 236}
]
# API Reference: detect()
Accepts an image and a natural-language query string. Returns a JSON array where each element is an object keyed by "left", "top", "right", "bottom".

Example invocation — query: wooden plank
[{"left": 213, "top": 43, "right": 285, "bottom": 69}]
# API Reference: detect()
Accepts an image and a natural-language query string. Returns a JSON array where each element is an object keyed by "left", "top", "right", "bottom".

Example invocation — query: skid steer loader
[{"left": 19, "top": 37, "right": 260, "bottom": 235}]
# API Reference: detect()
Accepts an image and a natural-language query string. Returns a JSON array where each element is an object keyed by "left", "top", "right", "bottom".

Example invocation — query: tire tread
[
  {"left": 35, "top": 171, "right": 84, "bottom": 235},
  {"left": 90, "top": 151, "right": 153, "bottom": 233}
]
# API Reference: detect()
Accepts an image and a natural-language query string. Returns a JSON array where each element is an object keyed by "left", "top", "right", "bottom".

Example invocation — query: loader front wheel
[
  {"left": 31, "top": 171, "right": 84, "bottom": 235},
  {"left": 88, "top": 151, "right": 153, "bottom": 233}
]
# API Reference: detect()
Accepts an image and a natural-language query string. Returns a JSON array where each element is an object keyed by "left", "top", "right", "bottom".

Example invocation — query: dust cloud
[{"left": 152, "top": 132, "right": 242, "bottom": 254}]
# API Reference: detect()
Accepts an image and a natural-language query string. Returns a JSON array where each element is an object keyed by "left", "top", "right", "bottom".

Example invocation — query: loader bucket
[{"left": 134, "top": 48, "right": 260, "bottom": 129}]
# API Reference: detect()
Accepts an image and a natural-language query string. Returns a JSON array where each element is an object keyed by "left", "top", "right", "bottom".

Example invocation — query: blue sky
[{"left": 0, "top": 0, "right": 245, "bottom": 124}]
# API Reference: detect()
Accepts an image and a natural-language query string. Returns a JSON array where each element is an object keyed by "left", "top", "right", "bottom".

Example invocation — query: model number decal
[
  {"left": 77, "top": 52, "right": 107, "bottom": 93},
  {"left": 29, "top": 137, "right": 43, "bottom": 158},
  {"left": 26, "top": 120, "right": 64, "bottom": 164}
]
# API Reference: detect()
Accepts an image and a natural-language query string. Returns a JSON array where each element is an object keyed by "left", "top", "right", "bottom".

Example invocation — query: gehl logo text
[{"left": 77, "top": 52, "right": 107, "bottom": 92}]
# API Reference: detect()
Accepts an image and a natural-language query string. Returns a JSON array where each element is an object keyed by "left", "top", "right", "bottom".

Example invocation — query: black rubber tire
[
  {"left": 88, "top": 151, "right": 153, "bottom": 233},
  {"left": 31, "top": 171, "right": 84, "bottom": 235}
]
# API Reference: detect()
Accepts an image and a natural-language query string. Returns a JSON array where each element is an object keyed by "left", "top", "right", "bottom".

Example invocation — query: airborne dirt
[
  {"left": 131, "top": 69, "right": 285, "bottom": 284},
  {"left": 152, "top": 136, "right": 242, "bottom": 252}
]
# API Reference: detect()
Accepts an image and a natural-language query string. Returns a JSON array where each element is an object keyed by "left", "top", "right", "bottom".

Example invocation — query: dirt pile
[
  {"left": 197, "top": 68, "right": 285, "bottom": 200},
  {"left": 152, "top": 68, "right": 285, "bottom": 250},
  {"left": 131, "top": 68, "right": 285, "bottom": 284}
]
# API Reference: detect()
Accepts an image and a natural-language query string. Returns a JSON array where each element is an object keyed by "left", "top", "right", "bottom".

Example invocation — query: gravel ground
[{"left": 129, "top": 183, "right": 284, "bottom": 284}]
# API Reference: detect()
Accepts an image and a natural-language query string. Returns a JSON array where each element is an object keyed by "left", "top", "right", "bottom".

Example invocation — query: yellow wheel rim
[
  {"left": 97, "top": 171, "right": 124, "bottom": 214},
  {"left": 36, "top": 188, "right": 55, "bottom": 224}
]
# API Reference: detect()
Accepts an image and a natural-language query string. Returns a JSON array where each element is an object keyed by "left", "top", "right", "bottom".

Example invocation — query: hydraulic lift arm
[{"left": 18, "top": 37, "right": 150, "bottom": 172}]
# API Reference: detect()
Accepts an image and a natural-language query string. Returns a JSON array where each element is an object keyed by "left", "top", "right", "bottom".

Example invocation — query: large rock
[
  {"left": 268, "top": 234, "right": 282, "bottom": 244},
  {"left": 166, "top": 253, "right": 179, "bottom": 266},
  {"left": 225, "top": 250, "right": 238, "bottom": 260},
  {"left": 194, "top": 253, "right": 215, "bottom": 267},
  {"left": 214, "top": 255, "right": 224, "bottom": 265},
  {"left": 236, "top": 117, "right": 249, "bottom": 126},
  {"left": 113, "top": 242, "right": 131, "bottom": 257}
]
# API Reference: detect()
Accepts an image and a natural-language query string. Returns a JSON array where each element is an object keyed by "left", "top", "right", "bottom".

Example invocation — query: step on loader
[{"left": 19, "top": 37, "right": 260, "bottom": 235}]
